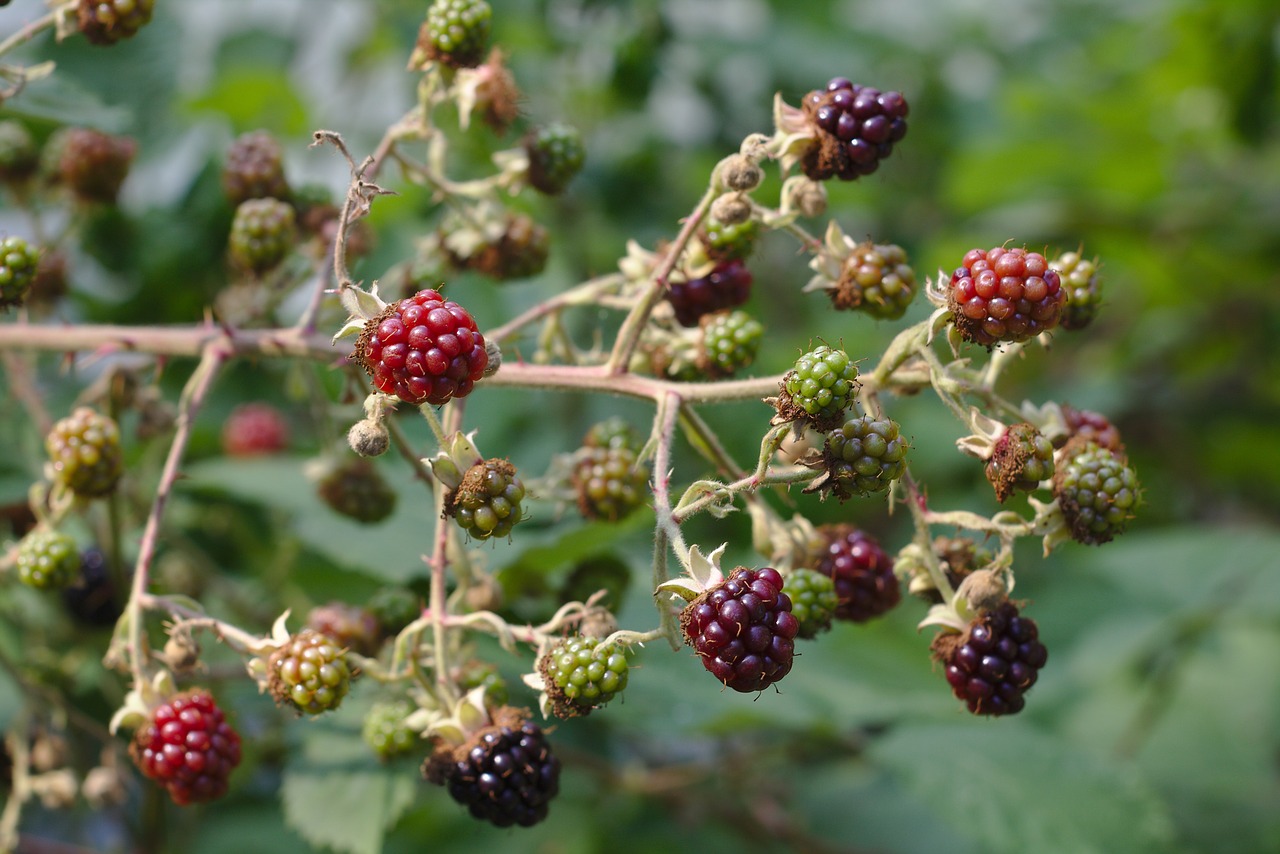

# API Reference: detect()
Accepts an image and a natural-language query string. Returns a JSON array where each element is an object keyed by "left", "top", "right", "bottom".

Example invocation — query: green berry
[
  {"left": 783, "top": 568, "right": 839, "bottom": 639},
  {"left": 419, "top": 0, "right": 492, "bottom": 69},
  {"left": 583, "top": 418, "right": 641, "bottom": 452},
  {"left": 229, "top": 197, "right": 297, "bottom": 273},
  {"left": 1054, "top": 250, "right": 1103, "bottom": 331},
  {"left": 538, "top": 635, "right": 629, "bottom": 718},
  {"left": 985, "top": 422, "right": 1054, "bottom": 503},
  {"left": 698, "top": 310, "right": 764, "bottom": 379},
  {"left": 783, "top": 345, "right": 860, "bottom": 422},
  {"left": 0, "top": 121, "right": 38, "bottom": 183},
  {"left": 0, "top": 236, "right": 40, "bottom": 309},
  {"left": 46, "top": 407, "right": 124, "bottom": 498},
  {"left": 363, "top": 700, "right": 418, "bottom": 760},
  {"left": 525, "top": 124, "right": 585, "bottom": 195},
  {"left": 700, "top": 215, "right": 760, "bottom": 263},
  {"left": 267, "top": 629, "right": 353, "bottom": 715},
  {"left": 15, "top": 529, "right": 80, "bottom": 590},
  {"left": 824, "top": 413, "right": 909, "bottom": 498},
  {"left": 367, "top": 587, "right": 421, "bottom": 637},
  {"left": 1053, "top": 438, "right": 1141, "bottom": 545},
  {"left": 573, "top": 446, "right": 649, "bottom": 522},
  {"left": 77, "top": 0, "right": 155, "bottom": 44},
  {"left": 317, "top": 458, "right": 397, "bottom": 524},
  {"left": 832, "top": 241, "right": 917, "bottom": 319},
  {"left": 449, "top": 458, "right": 526, "bottom": 540}
]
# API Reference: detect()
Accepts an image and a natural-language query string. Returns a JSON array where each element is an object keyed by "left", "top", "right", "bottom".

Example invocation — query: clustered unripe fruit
[
  {"left": 947, "top": 246, "right": 1065, "bottom": 347},
  {"left": 813, "top": 524, "right": 899, "bottom": 623},
  {"left": 781, "top": 344, "right": 860, "bottom": 425},
  {"left": 223, "top": 131, "right": 290, "bottom": 205},
  {"left": 831, "top": 241, "right": 917, "bottom": 319},
  {"left": 782, "top": 567, "right": 839, "bottom": 639},
  {"left": 699, "top": 215, "right": 760, "bottom": 263},
  {"left": 984, "top": 422, "right": 1054, "bottom": 503},
  {"left": 363, "top": 700, "right": 418, "bottom": 761},
  {"left": 267, "top": 629, "right": 354, "bottom": 715},
  {"left": 448, "top": 458, "right": 526, "bottom": 540},
  {"left": 680, "top": 566, "right": 799, "bottom": 693},
  {"left": 538, "top": 635, "right": 630, "bottom": 717},
  {"left": 822, "top": 412, "right": 909, "bottom": 498},
  {"left": 355, "top": 288, "right": 489, "bottom": 406},
  {"left": 666, "top": 259, "right": 753, "bottom": 327},
  {"left": 1053, "top": 437, "right": 1140, "bottom": 545},
  {"left": 697, "top": 309, "right": 764, "bottom": 379},
  {"left": 802, "top": 77, "right": 909, "bottom": 181},
  {"left": 524, "top": 124, "right": 585, "bottom": 195},
  {"left": 418, "top": 0, "right": 493, "bottom": 69},
  {"left": 130, "top": 690, "right": 241, "bottom": 805},
  {"left": 572, "top": 445, "right": 649, "bottom": 522},
  {"left": 55, "top": 128, "right": 136, "bottom": 204},
  {"left": 221, "top": 403, "right": 289, "bottom": 457},
  {"left": 1054, "top": 250, "right": 1102, "bottom": 331},
  {"left": 0, "top": 235, "right": 40, "bottom": 309},
  {"left": 15, "top": 529, "right": 80, "bottom": 590},
  {"left": 229, "top": 197, "right": 297, "bottom": 273},
  {"left": 932, "top": 602, "right": 1048, "bottom": 717},
  {"left": 46, "top": 407, "right": 124, "bottom": 498},
  {"left": 317, "top": 458, "right": 397, "bottom": 524}
]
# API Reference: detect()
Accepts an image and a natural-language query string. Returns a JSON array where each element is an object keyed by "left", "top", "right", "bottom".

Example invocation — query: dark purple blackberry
[
  {"left": 803, "top": 78, "right": 909, "bottom": 181},
  {"left": 61, "top": 548, "right": 122, "bottom": 626},
  {"left": 932, "top": 602, "right": 1048, "bottom": 716},
  {"left": 667, "top": 259, "right": 752, "bottom": 327},
  {"left": 679, "top": 566, "right": 799, "bottom": 693},
  {"left": 813, "top": 524, "right": 900, "bottom": 623}
]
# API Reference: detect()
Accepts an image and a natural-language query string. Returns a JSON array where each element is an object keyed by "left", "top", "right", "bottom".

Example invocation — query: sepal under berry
[{"left": 983, "top": 422, "right": 1054, "bottom": 503}]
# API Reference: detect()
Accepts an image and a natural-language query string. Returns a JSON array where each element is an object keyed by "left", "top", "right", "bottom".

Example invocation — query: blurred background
[{"left": 1, "top": 0, "right": 1278, "bottom": 851}]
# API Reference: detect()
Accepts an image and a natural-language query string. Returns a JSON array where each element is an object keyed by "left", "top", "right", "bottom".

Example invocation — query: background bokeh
[{"left": 1, "top": 0, "right": 1278, "bottom": 852}]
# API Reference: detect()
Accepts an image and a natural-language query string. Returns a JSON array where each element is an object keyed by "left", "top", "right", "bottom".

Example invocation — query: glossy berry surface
[
  {"left": 363, "top": 700, "right": 418, "bottom": 760},
  {"left": 934, "top": 602, "right": 1048, "bottom": 717},
  {"left": 46, "top": 407, "right": 123, "bottom": 498},
  {"left": 57, "top": 129, "right": 135, "bottom": 204},
  {"left": 450, "top": 458, "right": 526, "bottom": 540},
  {"left": 78, "top": 0, "right": 156, "bottom": 45},
  {"left": 306, "top": 601, "right": 382, "bottom": 656},
  {"left": 222, "top": 131, "right": 290, "bottom": 204},
  {"left": 1053, "top": 439, "right": 1140, "bottom": 545},
  {"left": 268, "top": 629, "right": 353, "bottom": 715},
  {"left": 681, "top": 566, "right": 799, "bottom": 693},
  {"left": 813, "top": 524, "right": 899, "bottom": 622},
  {"left": 431, "top": 717, "right": 561, "bottom": 828},
  {"left": 784, "top": 345, "right": 859, "bottom": 421},
  {"left": 0, "top": 235, "right": 40, "bottom": 309},
  {"left": 16, "top": 529, "right": 80, "bottom": 590},
  {"left": 130, "top": 690, "right": 241, "bottom": 805},
  {"left": 947, "top": 246, "right": 1065, "bottom": 346},
  {"left": 700, "top": 215, "right": 760, "bottom": 263},
  {"left": 782, "top": 568, "right": 839, "bottom": 639},
  {"left": 698, "top": 309, "right": 764, "bottom": 378},
  {"left": 824, "top": 413, "right": 908, "bottom": 497},
  {"left": 804, "top": 77, "right": 909, "bottom": 181},
  {"left": 317, "top": 458, "right": 397, "bottom": 524},
  {"left": 420, "top": 0, "right": 492, "bottom": 68},
  {"left": 1054, "top": 250, "right": 1102, "bottom": 331},
  {"left": 572, "top": 446, "right": 649, "bottom": 522},
  {"left": 525, "top": 123, "right": 585, "bottom": 195},
  {"left": 221, "top": 403, "right": 289, "bottom": 457},
  {"left": 355, "top": 289, "right": 488, "bottom": 406},
  {"left": 539, "top": 635, "right": 629, "bottom": 717},
  {"left": 984, "top": 422, "right": 1054, "bottom": 503},
  {"left": 229, "top": 197, "right": 296, "bottom": 273},
  {"left": 832, "top": 241, "right": 917, "bottom": 319},
  {"left": 667, "top": 259, "right": 753, "bottom": 327}
]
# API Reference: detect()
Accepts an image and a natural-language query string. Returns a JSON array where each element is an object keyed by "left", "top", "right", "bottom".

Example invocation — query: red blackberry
[
  {"left": 572, "top": 445, "right": 649, "bottom": 522},
  {"left": 354, "top": 289, "right": 488, "bottom": 406},
  {"left": 932, "top": 602, "right": 1048, "bottom": 717},
  {"left": 130, "top": 690, "right": 241, "bottom": 805},
  {"left": 947, "top": 246, "right": 1065, "bottom": 347},
  {"left": 0, "top": 235, "right": 40, "bottom": 309},
  {"left": 1052, "top": 438, "right": 1140, "bottom": 545},
  {"left": 667, "top": 259, "right": 752, "bottom": 327},
  {"left": 46, "top": 407, "right": 124, "bottom": 498},
  {"left": 680, "top": 566, "right": 799, "bottom": 693},
  {"left": 448, "top": 458, "right": 526, "bottom": 540},
  {"left": 813, "top": 524, "right": 899, "bottom": 623},
  {"left": 222, "top": 403, "right": 289, "bottom": 457},
  {"left": 984, "top": 422, "right": 1054, "bottom": 503},
  {"left": 57, "top": 128, "right": 136, "bottom": 204},
  {"left": 317, "top": 458, "right": 397, "bottom": 524},
  {"left": 306, "top": 601, "right": 382, "bottom": 656},
  {"left": 802, "top": 78, "right": 909, "bottom": 181},
  {"left": 424, "top": 708, "right": 561, "bottom": 828},
  {"left": 222, "top": 131, "right": 290, "bottom": 205},
  {"left": 1058, "top": 404, "right": 1124, "bottom": 453},
  {"left": 78, "top": 0, "right": 155, "bottom": 45}
]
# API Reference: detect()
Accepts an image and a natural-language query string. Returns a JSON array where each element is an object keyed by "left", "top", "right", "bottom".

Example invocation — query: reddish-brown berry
[
  {"left": 222, "top": 403, "right": 289, "bottom": 457},
  {"left": 947, "top": 246, "right": 1065, "bottom": 347},
  {"left": 813, "top": 524, "right": 899, "bottom": 622},
  {"left": 932, "top": 602, "right": 1048, "bottom": 716},
  {"left": 680, "top": 567, "right": 799, "bottom": 693},
  {"left": 130, "top": 690, "right": 241, "bottom": 805}
]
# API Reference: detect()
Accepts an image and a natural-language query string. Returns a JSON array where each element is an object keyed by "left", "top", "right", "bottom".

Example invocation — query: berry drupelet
[
  {"left": 680, "top": 567, "right": 799, "bottom": 693},
  {"left": 932, "top": 602, "right": 1048, "bottom": 717},
  {"left": 130, "top": 690, "right": 241, "bottom": 805},
  {"left": 947, "top": 246, "right": 1065, "bottom": 347},
  {"left": 813, "top": 524, "right": 899, "bottom": 623}
]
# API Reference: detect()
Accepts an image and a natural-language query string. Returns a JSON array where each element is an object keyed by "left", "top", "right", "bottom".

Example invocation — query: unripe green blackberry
[
  {"left": 367, "top": 587, "right": 421, "bottom": 637},
  {"left": 0, "top": 121, "right": 38, "bottom": 183},
  {"left": 583, "top": 418, "right": 641, "bottom": 452},
  {"left": 77, "top": 0, "right": 156, "bottom": 45},
  {"left": 699, "top": 214, "right": 760, "bottom": 263},
  {"left": 783, "top": 568, "right": 839, "bottom": 639},
  {"left": 573, "top": 446, "right": 649, "bottom": 522},
  {"left": 0, "top": 236, "right": 40, "bottom": 309},
  {"left": 448, "top": 458, "right": 526, "bottom": 540},
  {"left": 985, "top": 422, "right": 1054, "bottom": 503},
  {"left": 363, "top": 700, "right": 418, "bottom": 760},
  {"left": 697, "top": 310, "right": 764, "bottom": 379},
  {"left": 1054, "top": 250, "right": 1103, "bottom": 331},
  {"left": 560, "top": 555, "right": 632, "bottom": 612},
  {"left": 317, "top": 459, "right": 397, "bottom": 524},
  {"left": 823, "top": 413, "right": 908, "bottom": 498},
  {"left": 15, "top": 529, "right": 80, "bottom": 590},
  {"left": 1053, "top": 438, "right": 1140, "bottom": 545},
  {"left": 418, "top": 0, "right": 492, "bottom": 69},
  {"left": 832, "top": 241, "right": 917, "bottom": 319},
  {"left": 781, "top": 345, "right": 860, "bottom": 424},
  {"left": 267, "top": 629, "right": 354, "bottom": 715},
  {"left": 229, "top": 197, "right": 297, "bottom": 273},
  {"left": 57, "top": 128, "right": 136, "bottom": 204},
  {"left": 46, "top": 407, "right": 124, "bottom": 498},
  {"left": 223, "top": 131, "right": 290, "bottom": 205},
  {"left": 525, "top": 124, "right": 585, "bottom": 195},
  {"left": 538, "top": 635, "right": 629, "bottom": 718}
]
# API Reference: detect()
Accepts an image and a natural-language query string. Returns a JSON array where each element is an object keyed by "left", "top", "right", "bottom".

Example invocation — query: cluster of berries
[{"left": 572, "top": 419, "right": 650, "bottom": 523}]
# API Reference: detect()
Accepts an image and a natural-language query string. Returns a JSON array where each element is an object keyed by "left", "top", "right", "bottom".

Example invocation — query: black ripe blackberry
[
  {"left": 813, "top": 524, "right": 900, "bottom": 623},
  {"left": 932, "top": 602, "right": 1048, "bottom": 717},
  {"left": 667, "top": 260, "right": 752, "bottom": 327},
  {"left": 803, "top": 77, "right": 909, "bottom": 181}
]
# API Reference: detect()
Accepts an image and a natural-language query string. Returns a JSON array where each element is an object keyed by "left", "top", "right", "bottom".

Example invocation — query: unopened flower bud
[
  {"left": 783, "top": 176, "right": 827, "bottom": 218},
  {"left": 710, "top": 192, "right": 752, "bottom": 226},
  {"left": 718, "top": 154, "right": 763, "bottom": 192}
]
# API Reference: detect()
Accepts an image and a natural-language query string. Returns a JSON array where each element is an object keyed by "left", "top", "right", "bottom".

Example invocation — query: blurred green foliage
[{"left": 1, "top": 0, "right": 1278, "bottom": 852}]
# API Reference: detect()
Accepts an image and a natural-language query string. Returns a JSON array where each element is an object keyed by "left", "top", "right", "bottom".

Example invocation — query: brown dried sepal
[
  {"left": 765, "top": 377, "right": 846, "bottom": 435},
  {"left": 798, "top": 90, "right": 858, "bottom": 182},
  {"left": 445, "top": 458, "right": 517, "bottom": 519},
  {"left": 984, "top": 422, "right": 1044, "bottom": 504},
  {"left": 422, "top": 705, "right": 531, "bottom": 785}
]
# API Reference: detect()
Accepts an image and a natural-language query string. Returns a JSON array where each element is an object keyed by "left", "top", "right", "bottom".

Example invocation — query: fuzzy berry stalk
[
  {"left": 1053, "top": 437, "right": 1140, "bottom": 545},
  {"left": 46, "top": 407, "right": 124, "bottom": 498},
  {"left": 947, "top": 246, "right": 1065, "bottom": 347},
  {"left": 666, "top": 259, "right": 753, "bottom": 327},
  {"left": 355, "top": 289, "right": 488, "bottom": 406},
  {"left": 130, "top": 690, "right": 241, "bottom": 805},
  {"left": 78, "top": 0, "right": 156, "bottom": 45},
  {"left": 448, "top": 458, "right": 526, "bottom": 540},
  {"left": 813, "top": 524, "right": 899, "bottom": 622},
  {"left": 931, "top": 602, "right": 1048, "bottom": 717},
  {"left": 0, "top": 235, "right": 40, "bottom": 309}
]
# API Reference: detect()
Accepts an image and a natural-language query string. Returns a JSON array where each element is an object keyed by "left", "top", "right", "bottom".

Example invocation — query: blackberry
[
  {"left": 221, "top": 402, "right": 289, "bottom": 457},
  {"left": 222, "top": 131, "right": 290, "bottom": 205},
  {"left": 448, "top": 458, "right": 526, "bottom": 540},
  {"left": 667, "top": 259, "right": 752, "bottom": 327},
  {"left": 699, "top": 214, "right": 760, "bottom": 263},
  {"left": 452, "top": 214, "right": 549, "bottom": 281},
  {"left": 354, "top": 288, "right": 488, "bottom": 406},
  {"left": 129, "top": 690, "right": 241, "bottom": 805},
  {"left": 0, "top": 235, "right": 40, "bottom": 309},
  {"left": 781, "top": 345, "right": 860, "bottom": 424},
  {"left": 418, "top": 0, "right": 492, "bottom": 69},
  {"left": 267, "top": 629, "right": 354, "bottom": 715},
  {"left": 15, "top": 529, "right": 80, "bottom": 590},
  {"left": 802, "top": 78, "right": 909, "bottom": 181},
  {"left": 1054, "top": 250, "right": 1102, "bottom": 331},
  {"left": 932, "top": 602, "right": 1048, "bottom": 717},
  {"left": 822, "top": 412, "right": 909, "bottom": 498},
  {"left": 1058, "top": 404, "right": 1124, "bottom": 453},
  {"left": 306, "top": 601, "right": 382, "bottom": 656},
  {"left": 0, "top": 121, "right": 38, "bottom": 183},
  {"left": 425, "top": 708, "right": 561, "bottom": 828},
  {"left": 680, "top": 566, "right": 799, "bottom": 693},
  {"left": 228, "top": 197, "right": 297, "bottom": 273},
  {"left": 782, "top": 567, "right": 838, "bottom": 639},
  {"left": 696, "top": 309, "right": 763, "bottom": 379},
  {"left": 62, "top": 548, "right": 122, "bottom": 626},
  {"left": 984, "top": 422, "right": 1054, "bottom": 503},
  {"left": 947, "top": 246, "right": 1065, "bottom": 347},
  {"left": 524, "top": 124, "right": 586, "bottom": 195},
  {"left": 317, "top": 458, "right": 397, "bottom": 524},
  {"left": 367, "top": 587, "right": 421, "bottom": 638},
  {"left": 572, "top": 446, "right": 649, "bottom": 522},
  {"left": 537, "top": 635, "right": 629, "bottom": 717},
  {"left": 584, "top": 418, "right": 641, "bottom": 452},
  {"left": 46, "top": 407, "right": 124, "bottom": 498},
  {"left": 57, "top": 128, "right": 136, "bottom": 204},
  {"left": 363, "top": 700, "right": 418, "bottom": 761},
  {"left": 78, "top": 0, "right": 155, "bottom": 45},
  {"left": 813, "top": 524, "right": 899, "bottom": 623},
  {"left": 1053, "top": 438, "right": 1140, "bottom": 545},
  {"left": 831, "top": 241, "right": 917, "bottom": 319}
]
